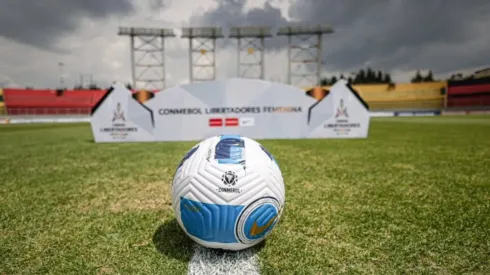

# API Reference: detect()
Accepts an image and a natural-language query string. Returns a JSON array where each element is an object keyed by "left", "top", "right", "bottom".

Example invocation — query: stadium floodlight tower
[
  {"left": 181, "top": 27, "right": 224, "bottom": 82},
  {"left": 229, "top": 26, "right": 272, "bottom": 79},
  {"left": 277, "top": 25, "right": 333, "bottom": 87},
  {"left": 118, "top": 27, "right": 175, "bottom": 90}
]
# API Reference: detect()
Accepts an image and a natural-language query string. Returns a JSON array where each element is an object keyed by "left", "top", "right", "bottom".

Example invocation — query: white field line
[{"left": 187, "top": 244, "right": 260, "bottom": 275}]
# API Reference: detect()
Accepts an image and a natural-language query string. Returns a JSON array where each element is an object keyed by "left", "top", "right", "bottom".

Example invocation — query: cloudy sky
[{"left": 0, "top": 0, "right": 489, "bottom": 89}]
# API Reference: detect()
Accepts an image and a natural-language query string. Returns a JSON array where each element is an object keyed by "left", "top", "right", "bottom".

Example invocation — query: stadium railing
[
  {"left": 3, "top": 108, "right": 91, "bottom": 116},
  {"left": 0, "top": 108, "right": 91, "bottom": 124}
]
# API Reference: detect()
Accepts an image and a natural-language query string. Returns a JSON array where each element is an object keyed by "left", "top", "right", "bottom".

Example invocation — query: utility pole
[{"left": 58, "top": 62, "right": 65, "bottom": 88}]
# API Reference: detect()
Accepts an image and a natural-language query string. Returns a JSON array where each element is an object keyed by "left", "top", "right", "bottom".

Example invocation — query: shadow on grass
[
  {"left": 202, "top": 238, "right": 267, "bottom": 256},
  {"left": 152, "top": 218, "right": 194, "bottom": 262},
  {"left": 152, "top": 218, "right": 268, "bottom": 263}
]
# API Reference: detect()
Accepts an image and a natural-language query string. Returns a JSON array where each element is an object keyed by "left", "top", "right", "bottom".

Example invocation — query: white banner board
[
  {"left": 90, "top": 84, "right": 154, "bottom": 142},
  {"left": 90, "top": 79, "right": 370, "bottom": 142}
]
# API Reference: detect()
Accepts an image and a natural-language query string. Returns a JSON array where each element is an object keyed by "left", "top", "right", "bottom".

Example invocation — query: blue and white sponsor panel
[
  {"left": 1, "top": 116, "right": 90, "bottom": 124},
  {"left": 369, "top": 110, "right": 442, "bottom": 117},
  {"left": 369, "top": 112, "right": 395, "bottom": 117},
  {"left": 394, "top": 110, "right": 441, "bottom": 117}
]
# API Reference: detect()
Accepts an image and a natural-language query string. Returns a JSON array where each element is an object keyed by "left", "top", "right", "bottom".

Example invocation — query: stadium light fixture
[
  {"left": 277, "top": 25, "right": 334, "bottom": 87},
  {"left": 117, "top": 27, "right": 176, "bottom": 90},
  {"left": 229, "top": 26, "right": 272, "bottom": 80},
  {"left": 181, "top": 27, "right": 224, "bottom": 83}
]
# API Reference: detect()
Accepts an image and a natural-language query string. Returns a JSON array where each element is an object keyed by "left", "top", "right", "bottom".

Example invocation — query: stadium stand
[
  {"left": 3, "top": 89, "right": 106, "bottom": 115},
  {"left": 473, "top": 67, "right": 490, "bottom": 79},
  {"left": 350, "top": 82, "right": 446, "bottom": 111},
  {"left": 446, "top": 79, "right": 490, "bottom": 109},
  {"left": 0, "top": 89, "right": 5, "bottom": 116},
  {"left": 2, "top": 79, "right": 489, "bottom": 118},
  {"left": 305, "top": 82, "right": 447, "bottom": 111}
]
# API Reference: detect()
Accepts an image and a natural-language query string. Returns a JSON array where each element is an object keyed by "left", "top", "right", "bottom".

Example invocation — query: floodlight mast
[
  {"left": 117, "top": 27, "right": 175, "bottom": 90},
  {"left": 181, "top": 27, "right": 224, "bottom": 83},
  {"left": 229, "top": 26, "right": 272, "bottom": 80},
  {"left": 277, "top": 25, "right": 333, "bottom": 87}
]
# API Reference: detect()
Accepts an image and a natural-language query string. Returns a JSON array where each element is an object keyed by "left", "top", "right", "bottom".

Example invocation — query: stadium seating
[
  {"left": 305, "top": 82, "right": 446, "bottom": 111},
  {"left": 3, "top": 89, "right": 106, "bottom": 115},
  {"left": 0, "top": 89, "right": 5, "bottom": 116},
  {"left": 3, "top": 80, "right": 489, "bottom": 116},
  {"left": 2, "top": 88, "right": 161, "bottom": 116},
  {"left": 446, "top": 80, "right": 490, "bottom": 109},
  {"left": 353, "top": 82, "right": 446, "bottom": 111}
]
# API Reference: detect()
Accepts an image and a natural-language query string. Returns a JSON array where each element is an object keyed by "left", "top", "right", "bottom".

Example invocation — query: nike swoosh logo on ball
[{"left": 250, "top": 215, "right": 277, "bottom": 237}]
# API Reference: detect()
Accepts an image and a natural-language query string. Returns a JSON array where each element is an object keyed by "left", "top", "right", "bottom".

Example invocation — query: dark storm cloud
[
  {"left": 0, "top": 0, "right": 135, "bottom": 52},
  {"left": 189, "top": 0, "right": 289, "bottom": 49},
  {"left": 193, "top": 0, "right": 490, "bottom": 75},
  {"left": 290, "top": 0, "right": 490, "bottom": 74}
]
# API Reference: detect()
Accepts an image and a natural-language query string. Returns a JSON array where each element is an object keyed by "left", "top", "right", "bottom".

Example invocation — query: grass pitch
[{"left": 1, "top": 116, "right": 489, "bottom": 275}]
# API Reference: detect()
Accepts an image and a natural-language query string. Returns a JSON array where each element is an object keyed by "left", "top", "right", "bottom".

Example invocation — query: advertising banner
[
  {"left": 90, "top": 84, "right": 154, "bottom": 142},
  {"left": 90, "top": 79, "right": 370, "bottom": 142},
  {"left": 306, "top": 81, "right": 370, "bottom": 138}
]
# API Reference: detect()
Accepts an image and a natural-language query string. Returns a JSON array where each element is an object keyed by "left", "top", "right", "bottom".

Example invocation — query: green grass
[{"left": 1, "top": 116, "right": 489, "bottom": 275}]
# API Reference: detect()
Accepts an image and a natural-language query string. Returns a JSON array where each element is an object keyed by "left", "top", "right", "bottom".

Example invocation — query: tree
[
  {"left": 336, "top": 68, "right": 394, "bottom": 85},
  {"left": 347, "top": 69, "right": 392, "bottom": 84},
  {"left": 449, "top": 73, "right": 464, "bottom": 80},
  {"left": 331, "top": 76, "right": 338, "bottom": 84},
  {"left": 424, "top": 70, "right": 434, "bottom": 82},
  {"left": 411, "top": 70, "right": 423, "bottom": 83},
  {"left": 88, "top": 84, "right": 100, "bottom": 90},
  {"left": 355, "top": 69, "right": 366, "bottom": 84},
  {"left": 383, "top": 73, "right": 392, "bottom": 84},
  {"left": 318, "top": 77, "right": 328, "bottom": 86},
  {"left": 376, "top": 71, "right": 383, "bottom": 83},
  {"left": 366, "top": 68, "right": 376, "bottom": 83}
]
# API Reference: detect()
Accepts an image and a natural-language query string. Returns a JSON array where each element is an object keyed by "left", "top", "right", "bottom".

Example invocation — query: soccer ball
[{"left": 171, "top": 135, "right": 285, "bottom": 251}]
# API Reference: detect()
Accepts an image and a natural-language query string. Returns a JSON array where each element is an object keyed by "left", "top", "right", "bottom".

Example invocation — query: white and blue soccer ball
[{"left": 171, "top": 135, "right": 286, "bottom": 251}]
